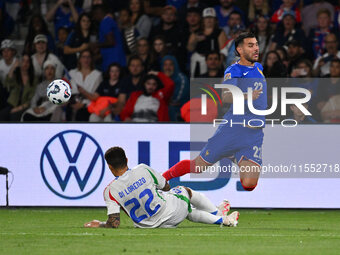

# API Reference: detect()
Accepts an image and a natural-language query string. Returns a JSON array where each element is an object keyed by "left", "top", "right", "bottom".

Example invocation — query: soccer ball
[{"left": 47, "top": 79, "right": 71, "bottom": 105}]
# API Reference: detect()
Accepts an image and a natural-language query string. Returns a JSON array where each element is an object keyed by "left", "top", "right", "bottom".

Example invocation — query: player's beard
[{"left": 244, "top": 52, "right": 258, "bottom": 64}]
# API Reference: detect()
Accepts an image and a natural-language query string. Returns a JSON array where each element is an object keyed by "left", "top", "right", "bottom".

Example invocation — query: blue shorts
[{"left": 200, "top": 125, "right": 264, "bottom": 167}]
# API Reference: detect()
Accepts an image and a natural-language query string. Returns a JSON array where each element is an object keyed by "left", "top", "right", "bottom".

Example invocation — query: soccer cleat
[
  {"left": 223, "top": 211, "right": 239, "bottom": 227},
  {"left": 217, "top": 199, "right": 231, "bottom": 217}
]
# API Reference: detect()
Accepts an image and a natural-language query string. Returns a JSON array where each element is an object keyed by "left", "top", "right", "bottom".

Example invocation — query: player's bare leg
[{"left": 239, "top": 159, "right": 261, "bottom": 191}]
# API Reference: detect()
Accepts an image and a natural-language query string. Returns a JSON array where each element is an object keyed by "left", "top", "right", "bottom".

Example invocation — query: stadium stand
[{"left": 0, "top": 0, "right": 340, "bottom": 123}]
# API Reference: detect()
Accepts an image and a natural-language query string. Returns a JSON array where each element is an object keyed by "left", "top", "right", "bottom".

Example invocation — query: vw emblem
[{"left": 40, "top": 130, "right": 105, "bottom": 199}]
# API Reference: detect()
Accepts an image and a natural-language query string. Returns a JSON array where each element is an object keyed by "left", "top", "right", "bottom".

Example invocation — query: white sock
[
  {"left": 190, "top": 189, "right": 218, "bottom": 214},
  {"left": 187, "top": 208, "right": 223, "bottom": 225}
]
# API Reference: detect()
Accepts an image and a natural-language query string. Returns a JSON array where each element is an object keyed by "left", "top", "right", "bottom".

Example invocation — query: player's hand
[
  {"left": 291, "top": 69, "right": 300, "bottom": 78},
  {"left": 196, "top": 34, "right": 206, "bottom": 42},
  {"left": 148, "top": 70, "right": 159, "bottom": 76},
  {"left": 252, "top": 89, "right": 262, "bottom": 100},
  {"left": 77, "top": 85, "right": 85, "bottom": 94},
  {"left": 84, "top": 220, "right": 101, "bottom": 228},
  {"left": 99, "top": 108, "right": 108, "bottom": 118},
  {"left": 10, "top": 106, "right": 23, "bottom": 113},
  {"left": 318, "top": 59, "right": 325, "bottom": 68},
  {"left": 80, "top": 43, "right": 89, "bottom": 51},
  {"left": 13, "top": 59, "right": 20, "bottom": 69},
  {"left": 57, "top": 0, "right": 66, "bottom": 5},
  {"left": 33, "top": 107, "right": 46, "bottom": 114},
  {"left": 71, "top": 102, "right": 84, "bottom": 110}
]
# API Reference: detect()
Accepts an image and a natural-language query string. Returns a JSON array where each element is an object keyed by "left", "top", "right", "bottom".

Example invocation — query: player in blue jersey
[{"left": 162, "top": 32, "right": 266, "bottom": 191}]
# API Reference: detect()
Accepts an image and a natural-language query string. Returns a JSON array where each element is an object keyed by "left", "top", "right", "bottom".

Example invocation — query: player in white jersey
[{"left": 84, "top": 147, "right": 239, "bottom": 228}]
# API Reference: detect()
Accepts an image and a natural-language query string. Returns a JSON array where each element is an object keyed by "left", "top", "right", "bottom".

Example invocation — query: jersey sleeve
[
  {"left": 103, "top": 186, "right": 120, "bottom": 215},
  {"left": 141, "top": 164, "right": 166, "bottom": 190},
  {"left": 223, "top": 66, "right": 242, "bottom": 86}
]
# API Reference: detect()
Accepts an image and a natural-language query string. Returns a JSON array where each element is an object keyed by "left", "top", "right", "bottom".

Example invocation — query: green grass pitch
[{"left": 1, "top": 208, "right": 340, "bottom": 255}]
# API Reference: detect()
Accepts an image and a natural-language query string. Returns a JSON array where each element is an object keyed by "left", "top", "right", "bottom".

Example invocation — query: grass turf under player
[
  {"left": 162, "top": 32, "right": 266, "bottom": 191},
  {"left": 84, "top": 147, "right": 239, "bottom": 228}
]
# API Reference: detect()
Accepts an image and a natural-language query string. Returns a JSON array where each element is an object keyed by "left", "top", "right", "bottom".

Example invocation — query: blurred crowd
[{"left": 0, "top": 0, "right": 340, "bottom": 123}]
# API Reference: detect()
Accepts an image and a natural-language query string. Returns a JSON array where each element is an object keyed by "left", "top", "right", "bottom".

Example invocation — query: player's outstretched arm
[{"left": 84, "top": 213, "right": 120, "bottom": 228}]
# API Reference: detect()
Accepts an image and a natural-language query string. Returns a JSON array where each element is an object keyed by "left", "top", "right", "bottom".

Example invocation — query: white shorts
[{"left": 158, "top": 186, "right": 191, "bottom": 228}]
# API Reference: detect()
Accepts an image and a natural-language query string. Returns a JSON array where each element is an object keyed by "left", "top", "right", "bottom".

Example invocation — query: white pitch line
[{"left": 1, "top": 232, "right": 340, "bottom": 238}]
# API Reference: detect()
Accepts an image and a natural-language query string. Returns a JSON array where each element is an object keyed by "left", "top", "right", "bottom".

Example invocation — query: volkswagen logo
[{"left": 40, "top": 130, "right": 105, "bottom": 199}]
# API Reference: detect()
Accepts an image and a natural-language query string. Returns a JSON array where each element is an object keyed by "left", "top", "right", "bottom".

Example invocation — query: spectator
[
  {"left": 270, "top": 0, "right": 301, "bottom": 24},
  {"left": 64, "top": 13, "right": 93, "bottom": 70},
  {"left": 269, "top": 11, "right": 306, "bottom": 50},
  {"left": 120, "top": 71, "right": 174, "bottom": 122},
  {"left": 89, "top": 63, "right": 122, "bottom": 122},
  {"left": 129, "top": 0, "right": 152, "bottom": 38},
  {"left": 275, "top": 46, "right": 289, "bottom": 68},
  {"left": 167, "top": 0, "right": 186, "bottom": 9},
  {"left": 118, "top": 9, "right": 138, "bottom": 56},
  {"left": 223, "top": 11, "right": 245, "bottom": 40},
  {"left": 307, "top": 8, "right": 337, "bottom": 59},
  {"left": 183, "top": 7, "right": 202, "bottom": 36},
  {"left": 302, "top": 0, "right": 334, "bottom": 35},
  {"left": 150, "top": 6, "right": 181, "bottom": 56},
  {"left": 221, "top": 27, "right": 245, "bottom": 67},
  {"left": 150, "top": 35, "right": 168, "bottom": 71},
  {"left": 188, "top": 8, "right": 227, "bottom": 77},
  {"left": 316, "top": 59, "right": 340, "bottom": 122},
  {"left": 289, "top": 101, "right": 317, "bottom": 123},
  {"left": 92, "top": 4, "right": 126, "bottom": 71},
  {"left": 31, "top": 34, "right": 65, "bottom": 81},
  {"left": 313, "top": 33, "right": 340, "bottom": 77},
  {"left": 178, "top": 7, "right": 202, "bottom": 74},
  {"left": 247, "top": 0, "right": 270, "bottom": 25},
  {"left": 136, "top": 38, "right": 152, "bottom": 71},
  {"left": 161, "top": 55, "right": 190, "bottom": 121},
  {"left": 24, "top": 14, "right": 56, "bottom": 55},
  {"left": 67, "top": 49, "right": 102, "bottom": 121},
  {"left": 263, "top": 50, "right": 287, "bottom": 77},
  {"left": 0, "top": 54, "right": 38, "bottom": 121},
  {"left": 21, "top": 61, "right": 58, "bottom": 121},
  {"left": 286, "top": 40, "right": 309, "bottom": 75},
  {"left": 0, "top": 2, "right": 14, "bottom": 41},
  {"left": 56, "top": 27, "right": 70, "bottom": 66},
  {"left": 334, "top": 0, "right": 340, "bottom": 31},
  {"left": 87, "top": 0, "right": 120, "bottom": 13},
  {"left": 252, "top": 15, "right": 272, "bottom": 62},
  {"left": 199, "top": 51, "right": 224, "bottom": 78},
  {"left": 291, "top": 58, "right": 314, "bottom": 78},
  {"left": 290, "top": 59, "right": 319, "bottom": 99},
  {"left": 0, "top": 40, "right": 18, "bottom": 84},
  {"left": 143, "top": 0, "right": 167, "bottom": 17},
  {"left": 177, "top": 0, "right": 206, "bottom": 25},
  {"left": 45, "top": 0, "right": 81, "bottom": 40},
  {"left": 214, "top": 0, "right": 244, "bottom": 28},
  {"left": 114, "top": 56, "right": 145, "bottom": 116}
]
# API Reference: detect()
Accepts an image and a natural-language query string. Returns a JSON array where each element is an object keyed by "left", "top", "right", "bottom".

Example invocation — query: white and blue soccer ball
[{"left": 47, "top": 79, "right": 71, "bottom": 105}]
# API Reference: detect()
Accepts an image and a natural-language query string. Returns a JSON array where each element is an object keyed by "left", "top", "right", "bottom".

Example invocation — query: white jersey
[{"left": 103, "top": 164, "right": 190, "bottom": 228}]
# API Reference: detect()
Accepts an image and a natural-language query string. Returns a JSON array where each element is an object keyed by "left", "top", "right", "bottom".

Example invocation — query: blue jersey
[{"left": 222, "top": 62, "right": 267, "bottom": 125}]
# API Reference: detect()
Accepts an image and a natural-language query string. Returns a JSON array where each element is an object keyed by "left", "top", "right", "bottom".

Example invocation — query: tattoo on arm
[{"left": 104, "top": 213, "right": 120, "bottom": 228}]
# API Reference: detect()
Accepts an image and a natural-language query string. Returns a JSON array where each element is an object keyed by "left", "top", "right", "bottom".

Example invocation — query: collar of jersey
[
  {"left": 236, "top": 60, "right": 256, "bottom": 68},
  {"left": 114, "top": 168, "right": 131, "bottom": 180}
]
